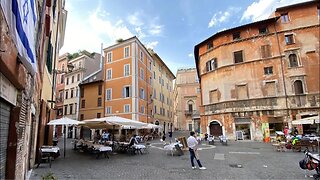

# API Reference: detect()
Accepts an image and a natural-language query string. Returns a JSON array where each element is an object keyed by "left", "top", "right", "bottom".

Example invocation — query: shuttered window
[
  {"left": 209, "top": 90, "right": 219, "bottom": 103},
  {"left": 122, "top": 86, "right": 131, "bottom": 98},
  {"left": 265, "top": 82, "right": 276, "bottom": 97},
  {"left": 261, "top": 45, "right": 271, "bottom": 58},
  {"left": 237, "top": 84, "right": 248, "bottom": 99}
]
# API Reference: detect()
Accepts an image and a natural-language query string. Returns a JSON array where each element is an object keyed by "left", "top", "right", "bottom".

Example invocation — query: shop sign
[
  {"left": 235, "top": 118, "right": 251, "bottom": 124},
  {"left": 0, "top": 72, "right": 17, "bottom": 106}
]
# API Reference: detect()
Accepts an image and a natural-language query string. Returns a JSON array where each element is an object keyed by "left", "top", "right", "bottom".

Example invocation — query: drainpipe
[{"left": 273, "top": 19, "right": 290, "bottom": 129}]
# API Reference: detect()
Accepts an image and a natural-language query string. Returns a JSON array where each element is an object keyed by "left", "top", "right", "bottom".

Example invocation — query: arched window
[
  {"left": 293, "top": 80, "right": 304, "bottom": 94},
  {"left": 289, "top": 54, "right": 298, "bottom": 67}
]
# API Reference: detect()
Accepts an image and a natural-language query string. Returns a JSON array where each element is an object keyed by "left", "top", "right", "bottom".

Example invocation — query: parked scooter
[
  {"left": 299, "top": 149, "right": 320, "bottom": 179},
  {"left": 219, "top": 135, "right": 228, "bottom": 145}
]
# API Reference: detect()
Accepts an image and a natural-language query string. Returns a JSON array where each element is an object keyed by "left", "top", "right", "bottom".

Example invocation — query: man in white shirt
[{"left": 187, "top": 131, "right": 206, "bottom": 170}]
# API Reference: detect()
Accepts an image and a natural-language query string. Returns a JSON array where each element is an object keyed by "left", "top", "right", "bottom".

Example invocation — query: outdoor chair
[
  {"left": 37, "top": 148, "right": 52, "bottom": 168},
  {"left": 141, "top": 142, "right": 151, "bottom": 154},
  {"left": 127, "top": 139, "right": 137, "bottom": 155}
]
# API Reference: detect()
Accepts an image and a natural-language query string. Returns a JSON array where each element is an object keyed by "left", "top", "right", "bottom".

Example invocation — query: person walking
[{"left": 187, "top": 131, "right": 206, "bottom": 170}]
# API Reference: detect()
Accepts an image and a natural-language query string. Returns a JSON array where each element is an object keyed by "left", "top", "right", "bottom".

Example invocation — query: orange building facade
[
  {"left": 194, "top": 1, "right": 319, "bottom": 141},
  {"left": 103, "top": 37, "right": 153, "bottom": 123}
]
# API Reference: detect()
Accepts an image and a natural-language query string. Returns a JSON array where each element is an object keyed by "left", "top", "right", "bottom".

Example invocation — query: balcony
[{"left": 185, "top": 110, "right": 200, "bottom": 118}]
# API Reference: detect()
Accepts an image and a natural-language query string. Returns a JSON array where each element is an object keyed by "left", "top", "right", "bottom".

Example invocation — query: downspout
[
  {"left": 51, "top": 9, "right": 60, "bottom": 109},
  {"left": 273, "top": 18, "right": 290, "bottom": 128}
]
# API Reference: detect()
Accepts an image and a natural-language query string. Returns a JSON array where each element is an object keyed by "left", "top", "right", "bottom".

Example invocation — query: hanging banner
[{"left": 1, "top": 0, "right": 37, "bottom": 75}]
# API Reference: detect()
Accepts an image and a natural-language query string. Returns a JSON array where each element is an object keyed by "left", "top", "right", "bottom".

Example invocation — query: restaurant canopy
[
  {"left": 122, "top": 123, "right": 162, "bottom": 130},
  {"left": 292, "top": 115, "right": 320, "bottom": 125},
  {"left": 80, "top": 116, "right": 147, "bottom": 129}
]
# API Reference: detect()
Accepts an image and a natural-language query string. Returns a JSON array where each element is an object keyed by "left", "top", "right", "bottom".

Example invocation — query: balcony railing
[{"left": 185, "top": 110, "right": 200, "bottom": 117}]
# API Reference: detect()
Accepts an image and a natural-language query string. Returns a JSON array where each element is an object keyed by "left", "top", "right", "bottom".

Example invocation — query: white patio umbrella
[
  {"left": 141, "top": 123, "right": 162, "bottom": 129},
  {"left": 48, "top": 117, "right": 80, "bottom": 125},
  {"left": 122, "top": 123, "right": 162, "bottom": 129},
  {"left": 83, "top": 116, "right": 147, "bottom": 141},
  {"left": 47, "top": 117, "right": 80, "bottom": 158},
  {"left": 83, "top": 116, "right": 147, "bottom": 127}
]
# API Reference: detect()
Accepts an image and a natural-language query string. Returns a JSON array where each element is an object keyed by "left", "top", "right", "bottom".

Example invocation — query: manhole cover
[{"left": 229, "top": 164, "right": 243, "bottom": 168}]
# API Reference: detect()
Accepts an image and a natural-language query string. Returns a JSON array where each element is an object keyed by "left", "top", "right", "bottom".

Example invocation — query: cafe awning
[
  {"left": 292, "top": 115, "right": 319, "bottom": 125},
  {"left": 80, "top": 116, "right": 147, "bottom": 129}
]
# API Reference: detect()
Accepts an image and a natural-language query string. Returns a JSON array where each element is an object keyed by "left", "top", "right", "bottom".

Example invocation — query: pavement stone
[{"left": 30, "top": 131, "right": 317, "bottom": 180}]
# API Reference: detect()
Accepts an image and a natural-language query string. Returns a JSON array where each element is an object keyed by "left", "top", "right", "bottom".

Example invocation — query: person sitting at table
[
  {"left": 102, "top": 131, "right": 110, "bottom": 142},
  {"left": 129, "top": 135, "right": 138, "bottom": 146},
  {"left": 128, "top": 134, "right": 139, "bottom": 154}
]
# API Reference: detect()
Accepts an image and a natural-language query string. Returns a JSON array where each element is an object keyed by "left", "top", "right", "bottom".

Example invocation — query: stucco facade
[
  {"left": 0, "top": 0, "right": 67, "bottom": 179},
  {"left": 103, "top": 37, "right": 153, "bottom": 123},
  {"left": 149, "top": 50, "right": 175, "bottom": 133},
  {"left": 79, "top": 70, "right": 105, "bottom": 120},
  {"left": 194, "top": 1, "right": 319, "bottom": 141},
  {"left": 173, "top": 68, "right": 201, "bottom": 131}
]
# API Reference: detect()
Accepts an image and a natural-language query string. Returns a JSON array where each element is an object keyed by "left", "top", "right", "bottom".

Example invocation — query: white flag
[{"left": 1, "top": 0, "right": 38, "bottom": 75}]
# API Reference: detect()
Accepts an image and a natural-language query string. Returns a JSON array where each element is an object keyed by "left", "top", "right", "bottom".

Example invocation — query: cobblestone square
[{"left": 30, "top": 132, "right": 314, "bottom": 180}]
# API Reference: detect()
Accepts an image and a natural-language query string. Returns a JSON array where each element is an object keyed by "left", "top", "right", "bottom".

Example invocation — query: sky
[{"left": 60, "top": 0, "right": 310, "bottom": 74}]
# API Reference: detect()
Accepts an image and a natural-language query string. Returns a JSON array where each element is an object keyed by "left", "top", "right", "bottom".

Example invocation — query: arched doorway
[{"left": 209, "top": 121, "right": 222, "bottom": 137}]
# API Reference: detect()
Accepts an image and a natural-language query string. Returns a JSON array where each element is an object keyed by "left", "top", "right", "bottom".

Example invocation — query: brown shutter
[{"left": 5, "top": 107, "right": 20, "bottom": 179}]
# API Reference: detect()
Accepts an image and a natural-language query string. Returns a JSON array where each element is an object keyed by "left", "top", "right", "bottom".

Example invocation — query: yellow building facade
[
  {"left": 79, "top": 70, "right": 105, "bottom": 121},
  {"left": 149, "top": 50, "right": 175, "bottom": 133}
]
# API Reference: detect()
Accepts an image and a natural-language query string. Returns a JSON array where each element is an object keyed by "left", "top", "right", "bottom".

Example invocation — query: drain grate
[{"left": 229, "top": 164, "right": 243, "bottom": 168}]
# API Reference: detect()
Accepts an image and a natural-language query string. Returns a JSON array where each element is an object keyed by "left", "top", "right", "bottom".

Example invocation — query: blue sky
[{"left": 61, "top": 0, "right": 309, "bottom": 74}]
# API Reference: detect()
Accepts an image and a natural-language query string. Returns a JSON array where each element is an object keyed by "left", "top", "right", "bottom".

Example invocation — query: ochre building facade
[{"left": 194, "top": 1, "right": 319, "bottom": 141}]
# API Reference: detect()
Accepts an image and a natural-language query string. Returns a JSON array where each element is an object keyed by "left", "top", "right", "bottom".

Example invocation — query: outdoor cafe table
[
  {"left": 92, "top": 144, "right": 112, "bottom": 159},
  {"left": 41, "top": 146, "right": 60, "bottom": 158},
  {"left": 81, "top": 141, "right": 112, "bottom": 159}
]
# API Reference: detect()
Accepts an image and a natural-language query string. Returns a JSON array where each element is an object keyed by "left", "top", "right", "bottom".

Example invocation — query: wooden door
[{"left": 210, "top": 124, "right": 222, "bottom": 137}]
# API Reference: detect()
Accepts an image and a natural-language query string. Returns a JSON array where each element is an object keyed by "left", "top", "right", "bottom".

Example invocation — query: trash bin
[{"left": 53, "top": 138, "right": 58, "bottom": 146}]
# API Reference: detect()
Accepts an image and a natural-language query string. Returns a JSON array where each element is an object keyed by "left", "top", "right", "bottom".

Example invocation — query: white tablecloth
[
  {"left": 133, "top": 144, "right": 145, "bottom": 149},
  {"left": 93, "top": 145, "right": 112, "bottom": 152},
  {"left": 41, "top": 147, "right": 60, "bottom": 153},
  {"left": 164, "top": 143, "right": 182, "bottom": 151}
]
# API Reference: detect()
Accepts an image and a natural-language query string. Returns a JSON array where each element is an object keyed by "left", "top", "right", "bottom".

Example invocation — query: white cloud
[
  {"left": 241, "top": 0, "right": 309, "bottom": 22},
  {"left": 60, "top": 1, "right": 164, "bottom": 55},
  {"left": 188, "top": 53, "right": 193, "bottom": 58},
  {"left": 60, "top": 3, "right": 133, "bottom": 54},
  {"left": 208, "top": 7, "right": 241, "bottom": 28},
  {"left": 145, "top": 41, "right": 159, "bottom": 49},
  {"left": 149, "top": 24, "right": 163, "bottom": 35},
  {"left": 127, "top": 12, "right": 144, "bottom": 26}
]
